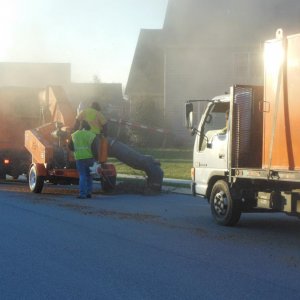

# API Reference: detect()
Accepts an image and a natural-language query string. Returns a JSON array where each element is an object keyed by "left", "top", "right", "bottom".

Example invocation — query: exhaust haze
[
  {"left": 164, "top": 0, "right": 300, "bottom": 45},
  {"left": 0, "top": 0, "right": 168, "bottom": 85}
]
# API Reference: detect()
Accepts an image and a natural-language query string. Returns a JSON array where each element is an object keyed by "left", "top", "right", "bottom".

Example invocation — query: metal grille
[
  {"left": 231, "top": 85, "right": 263, "bottom": 168},
  {"left": 233, "top": 86, "right": 252, "bottom": 167}
]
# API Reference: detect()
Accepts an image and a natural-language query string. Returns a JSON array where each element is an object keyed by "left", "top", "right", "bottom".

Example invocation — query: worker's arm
[
  {"left": 91, "top": 137, "right": 98, "bottom": 159},
  {"left": 102, "top": 123, "right": 108, "bottom": 137},
  {"left": 73, "top": 119, "right": 80, "bottom": 132},
  {"left": 97, "top": 112, "right": 108, "bottom": 137},
  {"left": 73, "top": 110, "right": 84, "bottom": 132},
  {"left": 68, "top": 139, "right": 74, "bottom": 151},
  {"left": 218, "top": 127, "right": 227, "bottom": 135}
]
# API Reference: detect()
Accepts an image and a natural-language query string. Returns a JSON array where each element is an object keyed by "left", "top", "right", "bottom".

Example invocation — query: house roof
[{"left": 125, "top": 29, "right": 164, "bottom": 95}]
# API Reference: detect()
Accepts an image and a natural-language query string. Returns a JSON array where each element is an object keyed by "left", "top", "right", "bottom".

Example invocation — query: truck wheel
[
  {"left": 101, "top": 175, "right": 116, "bottom": 192},
  {"left": 210, "top": 180, "right": 241, "bottom": 226},
  {"left": 28, "top": 165, "right": 44, "bottom": 193}
]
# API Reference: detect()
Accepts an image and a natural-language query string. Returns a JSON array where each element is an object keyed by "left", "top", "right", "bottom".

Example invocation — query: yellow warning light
[{"left": 4, "top": 159, "right": 10, "bottom": 164}]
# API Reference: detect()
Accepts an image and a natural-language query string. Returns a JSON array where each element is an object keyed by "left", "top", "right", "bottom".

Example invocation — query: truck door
[{"left": 193, "top": 102, "right": 229, "bottom": 196}]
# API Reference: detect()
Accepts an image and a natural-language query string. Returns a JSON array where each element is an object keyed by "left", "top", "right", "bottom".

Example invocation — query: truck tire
[
  {"left": 210, "top": 180, "right": 241, "bottom": 226},
  {"left": 28, "top": 164, "right": 44, "bottom": 193}
]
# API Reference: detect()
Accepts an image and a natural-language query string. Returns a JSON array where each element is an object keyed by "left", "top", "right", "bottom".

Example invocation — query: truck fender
[
  {"left": 30, "top": 163, "right": 47, "bottom": 177},
  {"left": 206, "top": 175, "right": 227, "bottom": 201}
]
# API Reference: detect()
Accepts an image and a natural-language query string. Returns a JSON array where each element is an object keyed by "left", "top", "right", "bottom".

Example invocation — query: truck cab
[
  {"left": 186, "top": 85, "right": 264, "bottom": 226},
  {"left": 191, "top": 96, "right": 230, "bottom": 197}
]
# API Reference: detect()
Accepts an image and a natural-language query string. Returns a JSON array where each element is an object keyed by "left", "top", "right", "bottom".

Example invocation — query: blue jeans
[{"left": 76, "top": 158, "right": 94, "bottom": 197}]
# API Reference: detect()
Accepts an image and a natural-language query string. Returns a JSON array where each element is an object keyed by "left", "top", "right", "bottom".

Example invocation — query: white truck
[{"left": 185, "top": 29, "right": 300, "bottom": 226}]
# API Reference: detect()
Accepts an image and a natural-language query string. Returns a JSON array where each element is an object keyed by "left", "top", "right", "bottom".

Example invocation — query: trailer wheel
[
  {"left": 28, "top": 165, "right": 44, "bottom": 193},
  {"left": 101, "top": 175, "right": 116, "bottom": 192},
  {"left": 210, "top": 180, "right": 241, "bottom": 226}
]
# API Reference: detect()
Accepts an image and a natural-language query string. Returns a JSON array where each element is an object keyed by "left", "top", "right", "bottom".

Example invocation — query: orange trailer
[
  {"left": 263, "top": 29, "right": 300, "bottom": 170},
  {"left": 24, "top": 86, "right": 116, "bottom": 193}
]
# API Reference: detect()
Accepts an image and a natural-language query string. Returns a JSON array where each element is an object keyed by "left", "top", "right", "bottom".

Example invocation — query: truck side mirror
[
  {"left": 205, "top": 114, "right": 212, "bottom": 124},
  {"left": 185, "top": 103, "right": 193, "bottom": 128}
]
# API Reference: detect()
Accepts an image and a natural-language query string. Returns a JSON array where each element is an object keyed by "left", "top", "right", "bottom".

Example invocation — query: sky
[{"left": 0, "top": 0, "right": 168, "bottom": 87}]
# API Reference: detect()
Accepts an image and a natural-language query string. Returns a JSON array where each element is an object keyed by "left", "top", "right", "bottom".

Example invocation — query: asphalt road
[{"left": 1, "top": 181, "right": 300, "bottom": 299}]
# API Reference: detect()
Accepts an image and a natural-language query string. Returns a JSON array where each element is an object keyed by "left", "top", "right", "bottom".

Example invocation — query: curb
[{"left": 162, "top": 186, "right": 191, "bottom": 195}]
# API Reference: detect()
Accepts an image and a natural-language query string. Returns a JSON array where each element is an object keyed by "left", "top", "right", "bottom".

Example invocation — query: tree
[{"left": 131, "top": 96, "right": 165, "bottom": 147}]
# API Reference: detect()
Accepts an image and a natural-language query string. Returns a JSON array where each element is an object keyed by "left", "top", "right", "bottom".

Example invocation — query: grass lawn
[{"left": 108, "top": 148, "right": 193, "bottom": 180}]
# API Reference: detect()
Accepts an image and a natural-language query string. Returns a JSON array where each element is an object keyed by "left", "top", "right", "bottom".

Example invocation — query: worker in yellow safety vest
[
  {"left": 69, "top": 120, "right": 97, "bottom": 199},
  {"left": 74, "top": 102, "right": 108, "bottom": 162}
]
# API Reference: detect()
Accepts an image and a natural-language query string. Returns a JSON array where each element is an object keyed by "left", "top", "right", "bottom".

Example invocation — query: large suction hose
[{"left": 107, "top": 138, "right": 163, "bottom": 191}]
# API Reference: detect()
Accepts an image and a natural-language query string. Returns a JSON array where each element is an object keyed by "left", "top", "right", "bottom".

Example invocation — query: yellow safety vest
[
  {"left": 77, "top": 108, "right": 107, "bottom": 135},
  {"left": 71, "top": 130, "right": 96, "bottom": 160}
]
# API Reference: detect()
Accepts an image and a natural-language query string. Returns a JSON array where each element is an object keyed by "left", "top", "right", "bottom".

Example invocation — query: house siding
[{"left": 126, "top": 0, "right": 300, "bottom": 144}]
